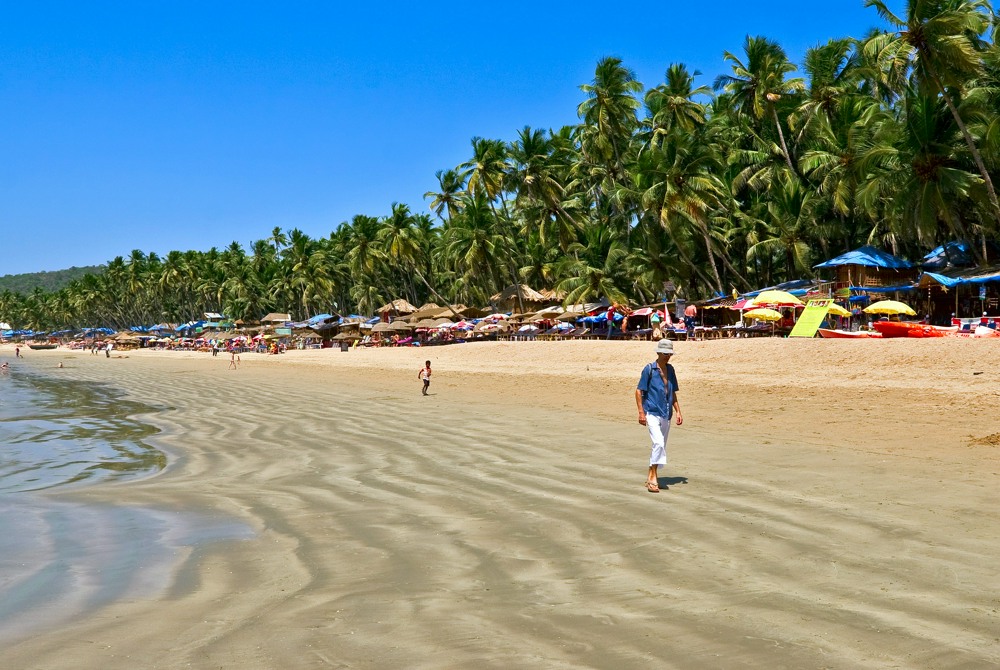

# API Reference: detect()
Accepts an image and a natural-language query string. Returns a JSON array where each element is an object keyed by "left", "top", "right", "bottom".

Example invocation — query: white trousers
[{"left": 646, "top": 413, "right": 671, "bottom": 467}]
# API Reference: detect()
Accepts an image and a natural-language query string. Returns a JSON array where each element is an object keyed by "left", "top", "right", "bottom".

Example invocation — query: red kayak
[
  {"left": 817, "top": 328, "right": 881, "bottom": 338},
  {"left": 873, "top": 322, "right": 958, "bottom": 338}
]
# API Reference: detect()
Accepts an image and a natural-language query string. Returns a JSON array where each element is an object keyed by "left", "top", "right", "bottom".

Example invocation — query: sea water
[
  {"left": 0, "top": 366, "right": 252, "bottom": 643},
  {"left": 0, "top": 369, "right": 165, "bottom": 492}
]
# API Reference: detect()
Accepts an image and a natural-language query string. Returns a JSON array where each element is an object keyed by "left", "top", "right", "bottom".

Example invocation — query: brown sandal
[{"left": 646, "top": 481, "right": 660, "bottom": 493}]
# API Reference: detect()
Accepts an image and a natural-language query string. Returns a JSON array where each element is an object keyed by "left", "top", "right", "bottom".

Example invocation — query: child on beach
[{"left": 418, "top": 360, "right": 432, "bottom": 396}]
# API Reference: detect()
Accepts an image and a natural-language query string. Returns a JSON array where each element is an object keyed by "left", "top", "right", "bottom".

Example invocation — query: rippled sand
[{"left": 1, "top": 339, "right": 998, "bottom": 669}]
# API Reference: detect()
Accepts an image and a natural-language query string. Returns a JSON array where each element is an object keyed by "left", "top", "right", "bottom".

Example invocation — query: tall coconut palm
[
  {"left": 424, "top": 168, "right": 467, "bottom": 223},
  {"left": 378, "top": 203, "right": 458, "bottom": 315},
  {"left": 867, "top": 0, "right": 1000, "bottom": 228},
  {"left": 578, "top": 57, "right": 643, "bottom": 178},
  {"left": 643, "top": 63, "right": 711, "bottom": 146},
  {"left": 714, "top": 35, "right": 805, "bottom": 176},
  {"left": 858, "top": 90, "right": 983, "bottom": 249}
]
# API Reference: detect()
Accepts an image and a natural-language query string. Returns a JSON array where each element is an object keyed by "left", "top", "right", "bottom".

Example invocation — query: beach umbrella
[
  {"left": 863, "top": 300, "right": 916, "bottom": 316},
  {"left": 371, "top": 322, "right": 393, "bottom": 333},
  {"left": 747, "top": 290, "right": 804, "bottom": 308},
  {"left": 826, "top": 304, "right": 852, "bottom": 318},
  {"left": 389, "top": 321, "right": 413, "bottom": 331},
  {"left": 744, "top": 308, "right": 783, "bottom": 321}
]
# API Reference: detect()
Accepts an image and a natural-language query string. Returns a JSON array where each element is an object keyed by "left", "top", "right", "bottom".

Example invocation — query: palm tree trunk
[
  {"left": 700, "top": 230, "right": 724, "bottom": 294},
  {"left": 409, "top": 264, "right": 462, "bottom": 320},
  {"left": 930, "top": 69, "right": 1000, "bottom": 231},
  {"left": 770, "top": 104, "right": 798, "bottom": 177}
]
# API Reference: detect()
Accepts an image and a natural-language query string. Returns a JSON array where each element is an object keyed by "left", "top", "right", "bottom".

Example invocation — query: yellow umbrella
[
  {"left": 744, "top": 308, "right": 783, "bottom": 321},
  {"left": 826, "top": 303, "right": 852, "bottom": 318},
  {"left": 863, "top": 300, "right": 916, "bottom": 316},
  {"left": 747, "top": 290, "right": 804, "bottom": 307}
]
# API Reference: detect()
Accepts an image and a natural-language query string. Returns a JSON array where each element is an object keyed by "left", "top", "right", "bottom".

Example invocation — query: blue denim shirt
[{"left": 637, "top": 361, "right": 678, "bottom": 418}]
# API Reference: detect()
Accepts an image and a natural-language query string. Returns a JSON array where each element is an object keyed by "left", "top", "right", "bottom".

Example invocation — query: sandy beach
[{"left": 1, "top": 338, "right": 999, "bottom": 669}]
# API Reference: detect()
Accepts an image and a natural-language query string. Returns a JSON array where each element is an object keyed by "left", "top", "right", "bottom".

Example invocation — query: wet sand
[{"left": 1, "top": 339, "right": 999, "bottom": 668}]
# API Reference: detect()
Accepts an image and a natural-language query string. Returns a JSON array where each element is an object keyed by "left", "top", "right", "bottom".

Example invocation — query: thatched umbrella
[
  {"left": 375, "top": 299, "right": 418, "bottom": 315},
  {"left": 389, "top": 321, "right": 414, "bottom": 331},
  {"left": 371, "top": 322, "right": 393, "bottom": 333}
]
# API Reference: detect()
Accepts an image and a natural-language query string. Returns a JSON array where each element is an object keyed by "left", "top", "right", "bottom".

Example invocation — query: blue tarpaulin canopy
[
  {"left": 743, "top": 279, "right": 817, "bottom": 298},
  {"left": 814, "top": 245, "right": 914, "bottom": 270},
  {"left": 919, "top": 267, "right": 1000, "bottom": 288},
  {"left": 922, "top": 241, "right": 972, "bottom": 270}
]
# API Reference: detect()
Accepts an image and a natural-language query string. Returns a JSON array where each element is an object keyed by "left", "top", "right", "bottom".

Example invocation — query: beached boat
[
  {"left": 27, "top": 343, "right": 58, "bottom": 350},
  {"left": 817, "top": 328, "right": 881, "bottom": 338},
  {"left": 873, "top": 322, "right": 957, "bottom": 338}
]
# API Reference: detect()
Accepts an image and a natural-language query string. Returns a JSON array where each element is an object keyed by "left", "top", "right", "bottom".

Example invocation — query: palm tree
[
  {"left": 715, "top": 35, "right": 805, "bottom": 176},
  {"left": 461, "top": 137, "right": 510, "bottom": 213},
  {"left": 578, "top": 57, "right": 643, "bottom": 178},
  {"left": 867, "top": 0, "right": 1000, "bottom": 227},
  {"left": 643, "top": 63, "right": 711, "bottom": 146},
  {"left": 378, "top": 203, "right": 458, "bottom": 314},
  {"left": 555, "top": 224, "right": 631, "bottom": 307},
  {"left": 858, "top": 90, "right": 983, "bottom": 250},
  {"left": 424, "top": 168, "right": 467, "bottom": 223},
  {"left": 747, "top": 176, "right": 821, "bottom": 279}
]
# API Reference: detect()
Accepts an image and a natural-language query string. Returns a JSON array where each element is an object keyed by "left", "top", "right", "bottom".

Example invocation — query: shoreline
[{"left": 1, "top": 340, "right": 999, "bottom": 668}]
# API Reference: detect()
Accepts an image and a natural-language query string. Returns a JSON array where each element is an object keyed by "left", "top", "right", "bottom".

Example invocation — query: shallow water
[
  {"left": 0, "top": 369, "right": 166, "bottom": 492},
  {"left": 0, "top": 364, "right": 252, "bottom": 643}
]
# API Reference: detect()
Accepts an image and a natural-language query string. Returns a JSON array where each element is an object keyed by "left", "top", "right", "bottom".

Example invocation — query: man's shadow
[{"left": 657, "top": 475, "right": 688, "bottom": 488}]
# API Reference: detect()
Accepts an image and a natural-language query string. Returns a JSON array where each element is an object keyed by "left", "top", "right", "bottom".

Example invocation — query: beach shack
[
  {"left": 490, "top": 285, "right": 564, "bottom": 314},
  {"left": 917, "top": 263, "right": 1000, "bottom": 325},
  {"left": 814, "top": 246, "right": 918, "bottom": 315},
  {"left": 375, "top": 299, "right": 417, "bottom": 323}
]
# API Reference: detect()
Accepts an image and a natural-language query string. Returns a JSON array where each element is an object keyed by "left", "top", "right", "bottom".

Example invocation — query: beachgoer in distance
[
  {"left": 418, "top": 360, "right": 432, "bottom": 396},
  {"left": 229, "top": 350, "right": 239, "bottom": 370},
  {"left": 684, "top": 303, "right": 697, "bottom": 337},
  {"left": 635, "top": 339, "right": 683, "bottom": 493},
  {"left": 15, "top": 346, "right": 21, "bottom": 358},
  {"left": 1, "top": 361, "right": 9, "bottom": 371}
]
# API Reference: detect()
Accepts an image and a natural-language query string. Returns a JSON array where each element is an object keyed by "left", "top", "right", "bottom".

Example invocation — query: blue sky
[{"left": 0, "top": 1, "right": 894, "bottom": 275}]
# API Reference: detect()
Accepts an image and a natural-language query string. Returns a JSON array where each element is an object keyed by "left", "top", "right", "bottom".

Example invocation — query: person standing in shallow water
[
  {"left": 635, "top": 339, "right": 683, "bottom": 493},
  {"left": 418, "top": 360, "right": 432, "bottom": 396}
]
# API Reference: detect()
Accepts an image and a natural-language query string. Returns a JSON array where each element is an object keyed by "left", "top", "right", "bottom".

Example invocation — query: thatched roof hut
[
  {"left": 375, "top": 299, "right": 418, "bottom": 316},
  {"left": 490, "top": 285, "right": 562, "bottom": 313}
]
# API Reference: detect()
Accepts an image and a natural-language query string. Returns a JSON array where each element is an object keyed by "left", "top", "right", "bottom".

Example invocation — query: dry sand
[{"left": 1, "top": 338, "right": 999, "bottom": 669}]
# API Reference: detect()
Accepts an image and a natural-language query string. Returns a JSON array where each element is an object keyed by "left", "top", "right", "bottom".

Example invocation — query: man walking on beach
[
  {"left": 635, "top": 339, "right": 683, "bottom": 493},
  {"left": 418, "top": 360, "right": 432, "bottom": 396}
]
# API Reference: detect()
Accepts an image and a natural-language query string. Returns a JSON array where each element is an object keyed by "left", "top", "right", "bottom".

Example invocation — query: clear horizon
[{"left": 0, "top": 1, "right": 893, "bottom": 276}]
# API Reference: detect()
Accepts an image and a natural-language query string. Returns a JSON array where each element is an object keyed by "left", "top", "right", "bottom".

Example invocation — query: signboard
[
  {"left": 275, "top": 327, "right": 292, "bottom": 336},
  {"left": 789, "top": 299, "right": 833, "bottom": 338}
]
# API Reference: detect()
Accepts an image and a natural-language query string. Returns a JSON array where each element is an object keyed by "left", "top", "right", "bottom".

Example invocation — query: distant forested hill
[{"left": 0, "top": 266, "right": 104, "bottom": 295}]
